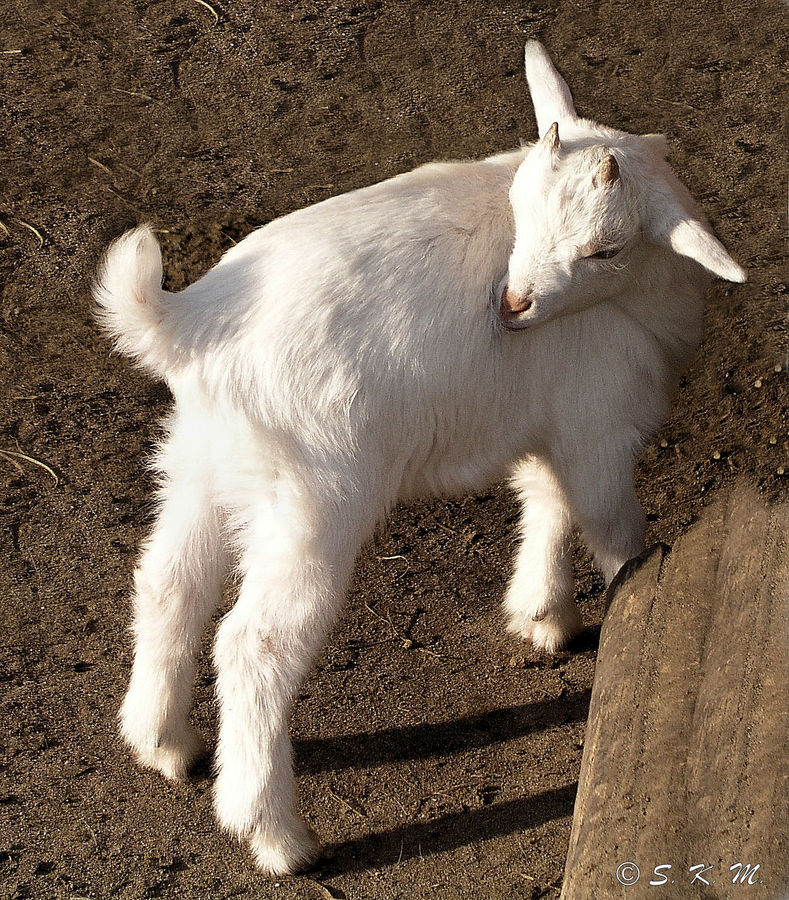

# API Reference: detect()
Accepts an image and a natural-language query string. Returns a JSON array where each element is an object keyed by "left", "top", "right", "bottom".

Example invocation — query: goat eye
[{"left": 588, "top": 247, "right": 621, "bottom": 260}]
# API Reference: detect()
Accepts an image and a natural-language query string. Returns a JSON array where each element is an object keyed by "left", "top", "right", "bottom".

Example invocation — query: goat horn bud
[
  {"left": 594, "top": 154, "right": 620, "bottom": 187},
  {"left": 543, "top": 121, "right": 560, "bottom": 151}
]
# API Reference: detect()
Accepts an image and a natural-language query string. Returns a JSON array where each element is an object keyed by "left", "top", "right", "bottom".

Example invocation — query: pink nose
[{"left": 501, "top": 285, "right": 534, "bottom": 316}]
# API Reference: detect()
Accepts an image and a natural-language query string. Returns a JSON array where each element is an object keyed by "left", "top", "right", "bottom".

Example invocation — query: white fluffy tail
[{"left": 94, "top": 225, "right": 181, "bottom": 378}]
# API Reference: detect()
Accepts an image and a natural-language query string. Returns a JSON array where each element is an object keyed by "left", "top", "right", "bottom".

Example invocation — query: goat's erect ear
[
  {"left": 658, "top": 216, "right": 747, "bottom": 282},
  {"left": 524, "top": 41, "right": 578, "bottom": 138}
]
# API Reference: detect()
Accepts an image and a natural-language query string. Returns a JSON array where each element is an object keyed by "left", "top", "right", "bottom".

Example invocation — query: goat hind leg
[
  {"left": 213, "top": 493, "right": 359, "bottom": 876},
  {"left": 119, "top": 473, "right": 226, "bottom": 780}
]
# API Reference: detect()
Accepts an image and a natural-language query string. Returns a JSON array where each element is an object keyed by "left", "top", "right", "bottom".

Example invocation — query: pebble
[
  {"left": 754, "top": 378, "right": 762, "bottom": 388},
  {"left": 775, "top": 364, "right": 783, "bottom": 373},
  {"left": 712, "top": 450, "right": 721, "bottom": 460},
  {"left": 778, "top": 467, "right": 786, "bottom": 476},
  {"left": 659, "top": 439, "right": 668, "bottom": 448}
]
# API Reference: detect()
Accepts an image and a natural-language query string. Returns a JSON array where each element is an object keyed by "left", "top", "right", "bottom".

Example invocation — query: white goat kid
[{"left": 96, "top": 42, "right": 745, "bottom": 876}]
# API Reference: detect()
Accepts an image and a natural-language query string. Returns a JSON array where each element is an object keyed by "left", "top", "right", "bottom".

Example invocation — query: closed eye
[{"left": 587, "top": 246, "right": 622, "bottom": 260}]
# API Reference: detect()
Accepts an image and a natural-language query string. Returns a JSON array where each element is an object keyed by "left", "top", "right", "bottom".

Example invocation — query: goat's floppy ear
[
  {"left": 667, "top": 219, "right": 747, "bottom": 282},
  {"left": 654, "top": 213, "right": 747, "bottom": 282},
  {"left": 524, "top": 41, "right": 578, "bottom": 138}
]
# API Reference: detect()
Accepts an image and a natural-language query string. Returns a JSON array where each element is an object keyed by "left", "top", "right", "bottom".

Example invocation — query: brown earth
[{"left": 0, "top": 1, "right": 786, "bottom": 898}]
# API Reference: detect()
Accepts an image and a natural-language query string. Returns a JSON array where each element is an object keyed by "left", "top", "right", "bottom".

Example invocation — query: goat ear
[
  {"left": 524, "top": 41, "right": 578, "bottom": 138},
  {"left": 660, "top": 217, "right": 747, "bottom": 282}
]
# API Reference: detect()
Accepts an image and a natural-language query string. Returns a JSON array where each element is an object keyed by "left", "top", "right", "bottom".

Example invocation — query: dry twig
[
  {"left": 111, "top": 87, "right": 153, "bottom": 101},
  {"left": 192, "top": 0, "right": 219, "bottom": 24},
  {"left": 88, "top": 156, "right": 113, "bottom": 175},
  {"left": 327, "top": 786, "right": 366, "bottom": 819},
  {"left": 14, "top": 219, "right": 44, "bottom": 247},
  {"left": 0, "top": 448, "right": 59, "bottom": 485}
]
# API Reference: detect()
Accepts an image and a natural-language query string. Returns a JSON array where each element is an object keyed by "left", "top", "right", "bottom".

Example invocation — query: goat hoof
[
  {"left": 513, "top": 604, "right": 583, "bottom": 654},
  {"left": 249, "top": 821, "right": 322, "bottom": 877},
  {"left": 122, "top": 720, "right": 206, "bottom": 782}
]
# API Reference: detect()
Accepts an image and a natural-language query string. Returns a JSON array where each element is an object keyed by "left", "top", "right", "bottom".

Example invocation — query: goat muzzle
[{"left": 501, "top": 285, "right": 534, "bottom": 316}]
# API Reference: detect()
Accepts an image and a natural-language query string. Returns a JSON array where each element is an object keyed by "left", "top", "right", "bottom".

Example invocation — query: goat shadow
[
  {"left": 316, "top": 782, "right": 578, "bottom": 877},
  {"left": 293, "top": 687, "right": 590, "bottom": 875}
]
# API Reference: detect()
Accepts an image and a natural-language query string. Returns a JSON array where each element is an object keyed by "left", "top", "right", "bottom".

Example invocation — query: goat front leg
[
  {"left": 504, "top": 456, "right": 581, "bottom": 653},
  {"left": 213, "top": 491, "right": 360, "bottom": 876},
  {"left": 555, "top": 435, "right": 646, "bottom": 586}
]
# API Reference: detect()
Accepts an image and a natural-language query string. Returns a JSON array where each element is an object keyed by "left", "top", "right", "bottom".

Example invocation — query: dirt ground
[{"left": 1, "top": 1, "right": 786, "bottom": 898}]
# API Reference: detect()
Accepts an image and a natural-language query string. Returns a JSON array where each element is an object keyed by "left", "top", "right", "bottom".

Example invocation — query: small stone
[
  {"left": 659, "top": 439, "right": 668, "bottom": 448},
  {"left": 402, "top": 638, "right": 413, "bottom": 650},
  {"left": 778, "top": 467, "right": 786, "bottom": 476},
  {"left": 775, "top": 364, "right": 783, "bottom": 373},
  {"left": 754, "top": 378, "right": 762, "bottom": 388},
  {"left": 712, "top": 450, "right": 721, "bottom": 460},
  {"left": 769, "top": 436, "right": 777, "bottom": 445}
]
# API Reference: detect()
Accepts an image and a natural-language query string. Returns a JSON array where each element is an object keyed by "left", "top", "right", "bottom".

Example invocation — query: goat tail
[{"left": 94, "top": 224, "right": 183, "bottom": 379}]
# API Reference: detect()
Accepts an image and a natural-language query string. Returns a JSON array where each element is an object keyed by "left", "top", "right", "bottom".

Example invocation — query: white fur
[{"left": 96, "top": 42, "right": 745, "bottom": 876}]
